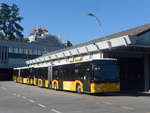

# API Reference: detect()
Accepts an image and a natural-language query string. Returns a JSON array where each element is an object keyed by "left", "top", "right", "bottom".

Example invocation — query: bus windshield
[{"left": 93, "top": 60, "right": 119, "bottom": 82}]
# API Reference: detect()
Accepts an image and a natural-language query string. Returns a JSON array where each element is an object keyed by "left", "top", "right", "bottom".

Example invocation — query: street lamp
[{"left": 87, "top": 13, "right": 105, "bottom": 37}]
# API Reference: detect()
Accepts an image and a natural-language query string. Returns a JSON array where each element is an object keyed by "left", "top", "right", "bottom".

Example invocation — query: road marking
[
  {"left": 38, "top": 103, "right": 46, "bottom": 108},
  {"left": 13, "top": 93, "right": 17, "bottom": 96},
  {"left": 120, "top": 106, "right": 135, "bottom": 110},
  {"left": 17, "top": 94, "right": 21, "bottom": 97},
  {"left": 18, "top": 86, "right": 25, "bottom": 89},
  {"left": 101, "top": 101, "right": 112, "bottom": 105},
  {"left": 22, "top": 96, "right": 27, "bottom": 99},
  {"left": 1, "top": 87, "right": 7, "bottom": 90},
  {"left": 30, "top": 86, "right": 81, "bottom": 98},
  {"left": 28, "top": 99, "right": 35, "bottom": 103},
  {"left": 51, "top": 109, "right": 62, "bottom": 113}
]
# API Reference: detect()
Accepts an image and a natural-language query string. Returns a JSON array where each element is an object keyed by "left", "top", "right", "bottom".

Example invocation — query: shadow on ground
[
  {"left": 91, "top": 91, "right": 150, "bottom": 97},
  {"left": 1, "top": 81, "right": 150, "bottom": 97}
]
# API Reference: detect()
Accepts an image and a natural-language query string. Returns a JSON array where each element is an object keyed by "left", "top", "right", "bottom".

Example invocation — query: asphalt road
[{"left": 0, "top": 81, "right": 150, "bottom": 113}]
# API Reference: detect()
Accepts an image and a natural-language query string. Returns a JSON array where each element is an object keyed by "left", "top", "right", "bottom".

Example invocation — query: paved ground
[{"left": 0, "top": 81, "right": 150, "bottom": 113}]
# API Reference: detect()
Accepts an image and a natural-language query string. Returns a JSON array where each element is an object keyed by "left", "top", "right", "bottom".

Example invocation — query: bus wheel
[
  {"left": 54, "top": 82, "right": 57, "bottom": 90},
  {"left": 76, "top": 84, "right": 81, "bottom": 93}
]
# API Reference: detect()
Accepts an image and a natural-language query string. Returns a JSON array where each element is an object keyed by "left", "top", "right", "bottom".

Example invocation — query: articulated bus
[
  {"left": 13, "top": 67, "right": 29, "bottom": 84},
  {"left": 13, "top": 59, "right": 120, "bottom": 93}
]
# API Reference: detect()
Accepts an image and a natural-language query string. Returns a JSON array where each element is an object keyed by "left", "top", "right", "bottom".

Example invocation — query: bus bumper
[{"left": 90, "top": 82, "right": 120, "bottom": 93}]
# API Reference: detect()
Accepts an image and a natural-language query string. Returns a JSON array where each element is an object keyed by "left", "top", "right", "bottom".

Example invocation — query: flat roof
[{"left": 43, "top": 24, "right": 150, "bottom": 57}]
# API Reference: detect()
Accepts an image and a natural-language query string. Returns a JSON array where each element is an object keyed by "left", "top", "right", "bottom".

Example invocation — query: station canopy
[{"left": 26, "top": 24, "right": 150, "bottom": 65}]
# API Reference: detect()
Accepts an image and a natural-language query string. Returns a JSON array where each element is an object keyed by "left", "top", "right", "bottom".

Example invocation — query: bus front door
[{"left": 82, "top": 69, "right": 91, "bottom": 92}]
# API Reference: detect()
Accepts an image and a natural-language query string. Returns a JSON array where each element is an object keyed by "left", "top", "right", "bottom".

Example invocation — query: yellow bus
[{"left": 14, "top": 59, "right": 120, "bottom": 93}]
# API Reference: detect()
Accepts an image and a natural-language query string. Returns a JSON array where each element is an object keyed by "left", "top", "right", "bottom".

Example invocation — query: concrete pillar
[
  {"left": 144, "top": 54, "right": 150, "bottom": 91},
  {"left": 18, "top": 69, "right": 21, "bottom": 77},
  {"left": 48, "top": 65, "right": 53, "bottom": 88}
]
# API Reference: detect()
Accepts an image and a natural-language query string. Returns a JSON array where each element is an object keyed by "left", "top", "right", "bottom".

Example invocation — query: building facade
[{"left": 0, "top": 28, "right": 65, "bottom": 80}]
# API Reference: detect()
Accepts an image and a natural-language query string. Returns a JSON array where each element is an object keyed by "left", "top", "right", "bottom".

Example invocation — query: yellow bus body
[{"left": 90, "top": 82, "right": 120, "bottom": 93}]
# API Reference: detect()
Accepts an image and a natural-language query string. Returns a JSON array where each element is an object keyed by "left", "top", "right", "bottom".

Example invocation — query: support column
[
  {"left": 144, "top": 54, "right": 150, "bottom": 91},
  {"left": 18, "top": 69, "right": 20, "bottom": 78},
  {"left": 48, "top": 65, "right": 53, "bottom": 88}
]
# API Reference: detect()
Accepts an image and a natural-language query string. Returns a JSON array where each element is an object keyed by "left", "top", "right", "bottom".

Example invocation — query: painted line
[
  {"left": 28, "top": 99, "right": 35, "bottom": 103},
  {"left": 22, "top": 96, "right": 27, "bottom": 99},
  {"left": 13, "top": 93, "right": 17, "bottom": 96},
  {"left": 120, "top": 106, "right": 135, "bottom": 110},
  {"left": 17, "top": 94, "right": 21, "bottom": 97},
  {"left": 18, "top": 86, "right": 25, "bottom": 89},
  {"left": 101, "top": 101, "right": 112, "bottom": 105},
  {"left": 1, "top": 87, "right": 7, "bottom": 90},
  {"left": 51, "top": 109, "right": 62, "bottom": 113},
  {"left": 38, "top": 104, "right": 46, "bottom": 108}
]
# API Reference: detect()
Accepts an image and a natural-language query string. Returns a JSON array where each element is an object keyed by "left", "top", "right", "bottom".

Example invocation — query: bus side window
[
  {"left": 59, "top": 69, "right": 64, "bottom": 80},
  {"left": 53, "top": 68, "right": 59, "bottom": 80},
  {"left": 70, "top": 67, "right": 74, "bottom": 81},
  {"left": 74, "top": 69, "right": 79, "bottom": 80}
]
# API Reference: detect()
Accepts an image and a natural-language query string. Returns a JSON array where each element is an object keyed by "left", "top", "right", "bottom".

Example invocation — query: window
[
  {"left": 54, "top": 69, "right": 58, "bottom": 76},
  {"left": 19, "top": 48, "right": 23, "bottom": 54},
  {"left": 14, "top": 48, "right": 19, "bottom": 53},
  {"left": 24, "top": 49, "right": 28, "bottom": 54},
  {"left": 75, "top": 69, "right": 79, "bottom": 73},
  {"left": 33, "top": 50, "right": 38, "bottom": 55},
  {"left": 37, "top": 50, "right": 42, "bottom": 55},
  {"left": 29, "top": 49, "right": 32, "bottom": 55},
  {"left": 93, "top": 62, "right": 119, "bottom": 82},
  {"left": 8, "top": 47, "right": 13, "bottom": 53},
  {"left": 53, "top": 69, "right": 59, "bottom": 80}
]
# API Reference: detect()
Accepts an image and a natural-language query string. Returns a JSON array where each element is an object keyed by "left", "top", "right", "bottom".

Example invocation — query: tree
[{"left": 0, "top": 3, "right": 23, "bottom": 40}]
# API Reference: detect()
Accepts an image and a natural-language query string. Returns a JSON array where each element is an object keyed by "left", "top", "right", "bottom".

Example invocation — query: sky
[{"left": 1, "top": 0, "right": 150, "bottom": 45}]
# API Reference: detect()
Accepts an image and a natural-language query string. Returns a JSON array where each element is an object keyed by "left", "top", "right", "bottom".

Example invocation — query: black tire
[{"left": 76, "top": 84, "right": 81, "bottom": 93}]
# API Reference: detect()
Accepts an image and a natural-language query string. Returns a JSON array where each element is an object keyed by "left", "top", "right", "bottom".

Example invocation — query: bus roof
[
  {"left": 14, "top": 58, "right": 117, "bottom": 69},
  {"left": 52, "top": 58, "right": 117, "bottom": 66}
]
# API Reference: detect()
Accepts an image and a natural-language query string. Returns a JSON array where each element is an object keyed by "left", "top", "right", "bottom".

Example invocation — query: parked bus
[
  {"left": 32, "top": 66, "right": 49, "bottom": 87},
  {"left": 13, "top": 59, "right": 120, "bottom": 93},
  {"left": 13, "top": 67, "right": 30, "bottom": 84}
]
